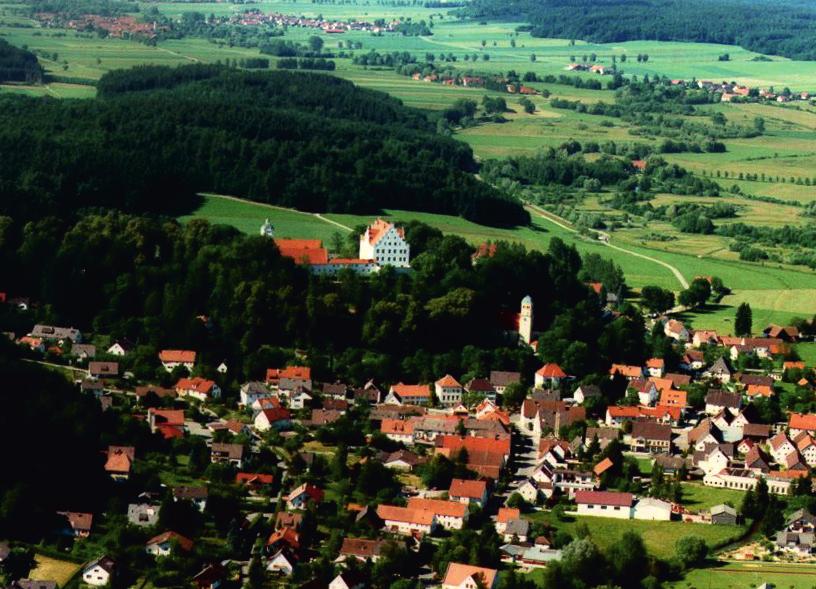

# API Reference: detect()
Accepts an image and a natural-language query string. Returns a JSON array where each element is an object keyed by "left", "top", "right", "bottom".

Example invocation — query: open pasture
[
  {"left": 667, "top": 561, "right": 816, "bottom": 589},
  {"left": 29, "top": 553, "right": 81, "bottom": 587}
]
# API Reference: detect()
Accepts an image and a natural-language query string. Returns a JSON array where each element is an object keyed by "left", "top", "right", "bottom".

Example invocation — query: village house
[
  {"left": 627, "top": 421, "right": 672, "bottom": 453},
  {"left": 664, "top": 319, "right": 690, "bottom": 342},
  {"left": 254, "top": 403, "right": 291, "bottom": 432},
  {"left": 789, "top": 413, "right": 816, "bottom": 437},
  {"left": 239, "top": 382, "right": 269, "bottom": 407},
  {"left": 383, "top": 449, "right": 423, "bottom": 471},
  {"left": 769, "top": 432, "right": 797, "bottom": 464},
  {"left": 57, "top": 511, "right": 93, "bottom": 537},
  {"left": 175, "top": 377, "right": 221, "bottom": 402},
  {"left": 380, "top": 418, "right": 416, "bottom": 445},
  {"left": 465, "top": 378, "right": 497, "bottom": 403},
  {"left": 710, "top": 504, "right": 738, "bottom": 525},
  {"left": 82, "top": 556, "right": 115, "bottom": 587},
  {"left": 329, "top": 571, "right": 367, "bottom": 589},
  {"left": 534, "top": 363, "right": 567, "bottom": 389},
  {"left": 645, "top": 358, "right": 665, "bottom": 378},
  {"left": 632, "top": 497, "right": 672, "bottom": 521},
  {"left": 145, "top": 531, "right": 193, "bottom": 557},
  {"left": 127, "top": 503, "right": 160, "bottom": 527},
  {"left": 337, "top": 538, "right": 387, "bottom": 563},
  {"left": 495, "top": 507, "right": 521, "bottom": 534},
  {"left": 106, "top": 340, "right": 132, "bottom": 356},
  {"left": 385, "top": 383, "right": 432, "bottom": 405},
  {"left": 30, "top": 324, "right": 82, "bottom": 343},
  {"left": 629, "top": 378, "right": 659, "bottom": 406},
  {"left": 449, "top": 478, "right": 489, "bottom": 507},
  {"left": 704, "top": 357, "right": 732, "bottom": 383},
  {"left": 573, "top": 384, "right": 601, "bottom": 405},
  {"left": 435, "top": 374, "right": 464, "bottom": 406},
  {"left": 501, "top": 518, "right": 530, "bottom": 543},
  {"left": 158, "top": 349, "right": 196, "bottom": 372},
  {"left": 210, "top": 443, "right": 243, "bottom": 468},
  {"left": 71, "top": 343, "right": 96, "bottom": 360},
  {"left": 376, "top": 504, "right": 437, "bottom": 536},
  {"left": 104, "top": 446, "right": 135, "bottom": 481},
  {"left": 286, "top": 483, "right": 324, "bottom": 510},
  {"left": 775, "top": 509, "right": 816, "bottom": 554},
  {"left": 705, "top": 390, "right": 742, "bottom": 415},
  {"left": 289, "top": 388, "right": 313, "bottom": 410},
  {"left": 610, "top": 364, "right": 644, "bottom": 380},
  {"left": 173, "top": 486, "right": 208, "bottom": 512},
  {"left": 489, "top": 371, "right": 521, "bottom": 395},
  {"left": 406, "top": 497, "right": 468, "bottom": 530},
  {"left": 266, "top": 366, "right": 313, "bottom": 391},
  {"left": 605, "top": 405, "right": 640, "bottom": 427},
  {"left": 358, "top": 218, "right": 411, "bottom": 268},
  {"left": 441, "top": 563, "right": 498, "bottom": 589},
  {"left": 148, "top": 408, "right": 185, "bottom": 439},
  {"left": 88, "top": 361, "right": 119, "bottom": 379},
  {"left": 575, "top": 490, "right": 634, "bottom": 519}
]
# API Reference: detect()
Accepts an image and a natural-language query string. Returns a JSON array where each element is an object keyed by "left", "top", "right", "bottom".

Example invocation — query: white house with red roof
[
  {"left": 435, "top": 374, "right": 464, "bottom": 406},
  {"left": 358, "top": 218, "right": 410, "bottom": 268},
  {"left": 385, "top": 383, "right": 432, "bottom": 405},
  {"left": 442, "top": 562, "right": 498, "bottom": 589},
  {"left": 534, "top": 363, "right": 567, "bottom": 389},
  {"left": 449, "top": 478, "right": 489, "bottom": 507},
  {"left": 286, "top": 483, "right": 324, "bottom": 510},
  {"left": 159, "top": 349, "right": 196, "bottom": 372},
  {"left": 575, "top": 490, "right": 634, "bottom": 519},
  {"left": 789, "top": 413, "right": 816, "bottom": 437},
  {"left": 175, "top": 377, "right": 221, "bottom": 402}
]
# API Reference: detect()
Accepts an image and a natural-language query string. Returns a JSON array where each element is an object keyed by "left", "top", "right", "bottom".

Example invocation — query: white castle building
[{"left": 359, "top": 218, "right": 410, "bottom": 268}]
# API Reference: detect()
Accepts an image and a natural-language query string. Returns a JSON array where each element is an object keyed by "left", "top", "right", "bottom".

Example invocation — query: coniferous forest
[
  {"left": 459, "top": 0, "right": 816, "bottom": 60},
  {"left": 0, "top": 64, "right": 529, "bottom": 226}
]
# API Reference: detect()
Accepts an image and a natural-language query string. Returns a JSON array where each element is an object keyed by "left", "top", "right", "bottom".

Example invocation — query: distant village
[{"left": 3, "top": 214, "right": 816, "bottom": 588}]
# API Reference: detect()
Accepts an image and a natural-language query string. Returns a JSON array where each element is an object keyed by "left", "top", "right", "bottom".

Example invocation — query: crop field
[
  {"left": 29, "top": 553, "right": 81, "bottom": 587},
  {"left": 667, "top": 561, "right": 816, "bottom": 589}
]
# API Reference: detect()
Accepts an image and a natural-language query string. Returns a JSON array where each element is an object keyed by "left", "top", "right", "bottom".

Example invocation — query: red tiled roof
[
  {"left": 267, "top": 366, "right": 311, "bottom": 381},
  {"left": 436, "top": 374, "right": 462, "bottom": 388},
  {"left": 176, "top": 377, "right": 216, "bottom": 395},
  {"left": 790, "top": 413, "right": 816, "bottom": 431},
  {"left": 391, "top": 383, "right": 431, "bottom": 398},
  {"left": 449, "top": 478, "right": 487, "bottom": 499},
  {"left": 497, "top": 507, "right": 520, "bottom": 523},
  {"left": 610, "top": 364, "right": 642, "bottom": 378},
  {"left": 381, "top": 418, "right": 415, "bottom": 435},
  {"left": 537, "top": 363, "right": 567, "bottom": 378},
  {"left": 236, "top": 472, "right": 274, "bottom": 485},
  {"left": 146, "top": 530, "right": 194, "bottom": 552},
  {"left": 442, "top": 563, "right": 498, "bottom": 589},
  {"left": 406, "top": 497, "right": 467, "bottom": 517},
  {"left": 159, "top": 349, "right": 196, "bottom": 363},
  {"left": 376, "top": 504, "right": 435, "bottom": 525}
]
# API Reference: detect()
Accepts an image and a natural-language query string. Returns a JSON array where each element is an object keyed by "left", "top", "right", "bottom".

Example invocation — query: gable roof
[
  {"left": 390, "top": 383, "right": 431, "bottom": 398},
  {"left": 105, "top": 446, "right": 135, "bottom": 474},
  {"left": 790, "top": 413, "right": 816, "bottom": 431},
  {"left": 146, "top": 530, "right": 193, "bottom": 552},
  {"left": 442, "top": 562, "right": 498, "bottom": 589},
  {"left": 497, "top": 507, "right": 520, "bottom": 523},
  {"left": 593, "top": 457, "right": 614, "bottom": 476},
  {"left": 406, "top": 497, "right": 467, "bottom": 518},
  {"left": 375, "top": 504, "right": 435, "bottom": 525},
  {"left": 631, "top": 420, "right": 672, "bottom": 441},
  {"left": 610, "top": 364, "right": 643, "bottom": 378},
  {"left": 436, "top": 374, "right": 463, "bottom": 388},
  {"left": 537, "top": 363, "right": 567, "bottom": 379},
  {"left": 339, "top": 537, "right": 385, "bottom": 558},
  {"left": 364, "top": 218, "right": 404, "bottom": 246},
  {"left": 575, "top": 490, "right": 633, "bottom": 507},
  {"left": 267, "top": 366, "right": 311, "bottom": 381},
  {"left": 381, "top": 418, "right": 415, "bottom": 435},
  {"left": 449, "top": 478, "right": 487, "bottom": 499},
  {"left": 489, "top": 371, "right": 521, "bottom": 387},
  {"left": 158, "top": 349, "right": 196, "bottom": 363}
]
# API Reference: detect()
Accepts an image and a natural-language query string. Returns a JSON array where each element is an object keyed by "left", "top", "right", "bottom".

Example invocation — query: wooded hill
[
  {"left": 459, "top": 0, "right": 816, "bottom": 60},
  {"left": 0, "top": 38, "right": 42, "bottom": 83},
  {"left": 0, "top": 64, "right": 528, "bottom": 226}
]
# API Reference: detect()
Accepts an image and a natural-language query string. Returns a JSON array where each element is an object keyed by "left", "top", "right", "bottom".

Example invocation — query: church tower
[{"left": 519, "top": 295, "right": 533, "bottom": 345}]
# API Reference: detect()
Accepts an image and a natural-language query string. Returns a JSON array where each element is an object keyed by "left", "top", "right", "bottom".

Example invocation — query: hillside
[
  {"left": 0, "top": 64, "right": 528, "bottom": 226},
  {"left": 458, "top": 0, "right": 816, "bottom": 60}
]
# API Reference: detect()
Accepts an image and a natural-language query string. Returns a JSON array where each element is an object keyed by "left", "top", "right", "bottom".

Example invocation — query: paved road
[{"left": 525, "top": 203, "right": 690, "bottom": 290}]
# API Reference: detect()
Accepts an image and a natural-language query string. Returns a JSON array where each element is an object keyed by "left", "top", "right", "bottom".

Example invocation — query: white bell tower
[{"left": 519, "top": 295, "right": 533, "bottom": 345}]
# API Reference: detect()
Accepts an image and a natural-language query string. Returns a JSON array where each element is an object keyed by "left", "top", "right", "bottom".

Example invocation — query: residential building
[
  {"left": 535, "top": 363, "right": 567, "bottom": 389},
  {"left": 376, "top": 504, "right": 436, "bottom": 536},
  {"left": 489, "top": 371, "right": 521, "bottom": 395},
  {"left": 406, "top": 497, "right": 467, "bottom": 530},
  {"left": 628, "top": 421, "right": 672, "bottom": 453},
  {"left": 441, "top": 563, "right": 498, "bottom": 589},
  {"left": 82, "top": 556, "right": 115, "bottom": 587},
  {"left": 145, "top": 531, "right": 193, "bottom": 557},
  {"left": 104, "top": 446, "right": 135, "bottom": 481},
  {"left": 574, "top": 490, "right": 634, "bottom": 519},
  {"left": 30, "top": 324, "right": 82, "bottom": 343},
  {"left": 286, "top": 483, "right": 323, "bottom": 510},
  {"left": 158, "top": 349, "right": 196, "bottom": 372},
  {"left": 176, "top": 377, "right": 221, "bottom": 402},
  {"left": 385, "top": 383, "right": 432, "bottom": 405},
  {"left": 127, "top": 503, "right": 160, "bottom": 527},
  {"left": 435, "top": 374, "right": 464, "bottom": 406},
  {"left": 173, "top": 486, "right": 208, "bottom": 512},
  {"left": 449, "top": 478, "right": 489, "bottom": 507},
  {"left": 210, "top": 443, "right": 243, "bottom": 468},
  {"left": 711, "top": 504, "right": 738, "bottom": 525}
]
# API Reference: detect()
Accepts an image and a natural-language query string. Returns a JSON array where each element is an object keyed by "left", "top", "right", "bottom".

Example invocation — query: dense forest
[
  {"left": 458, "top": 0, "right": 816, "bottom": 60},
  {"left": 0, "top": 211, "right": 644, "bottom": 385},
  {"left": 0, "top": 38, "right": 42, "bottom": 83},
  {"left": 0, "top": 64, "right": 528, "bottom": 226}
]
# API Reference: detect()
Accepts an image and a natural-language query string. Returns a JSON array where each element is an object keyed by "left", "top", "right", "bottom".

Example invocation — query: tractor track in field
[{"left": 524, "top": 202, "right": 690, "bottom": 289}]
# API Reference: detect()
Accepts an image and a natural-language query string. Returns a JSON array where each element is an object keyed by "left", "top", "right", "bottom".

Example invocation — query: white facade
[
  {"left": 107, "top": 343, "right": 128, "bottom": 356},
  {"left": 82, "top": 564, "right": 112, "bottom": 587},
  {"left": 267, "top": 550, "right": 294, "bottom": 575},
  {"left": 359, "top": 219, "right": 410, "bottom": 267},
  {"left": 576, "top": 502, "right": 632, "bottom": 519},
  {"left": 519, "top": 296, "right": 533, "bottom": 345},
  {"left": 146, "top": 540, "right": 175, "bottom": 557},
  {"left": 381, "top": 516, "right": 436, "bottom": 536},
  {"left": 633, "top": 498, "right": 672, "bottom": 521},
  {"left": 290, "top": 390, "right": 312, "bottom": 410}
]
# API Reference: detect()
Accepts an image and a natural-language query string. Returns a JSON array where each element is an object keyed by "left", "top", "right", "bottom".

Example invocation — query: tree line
[
  {"left": 457, "top": 0, "right": 816, "bottom": 60},
  {"left": 0, "top": 64, "right": 528, "bottom": 227}
]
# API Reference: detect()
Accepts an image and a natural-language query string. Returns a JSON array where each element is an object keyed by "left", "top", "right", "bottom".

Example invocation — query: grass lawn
[
  {"left": 30, "top": 553, "right": 81, "bottom": 587},
  {"left": 679, "top": 483, "right": 746, "bottom": 511},
  {"left": 636, "top": 456, "right": 653, "bottom": 475},
  {"left": 668, "top": 560, "right": 816, "bottom": 589},
  {"left": 794, "top": 343, "right": 816, "bottom": 367},
  {"left": 527, "top": 512, "right": 745, "bottom": 560}
]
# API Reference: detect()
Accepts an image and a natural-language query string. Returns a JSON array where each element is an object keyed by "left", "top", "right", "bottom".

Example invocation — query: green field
[
  {"left": 527, "top": 511, "right": 745, "bottom": 560},
  {"left": 680, "top": 483, "right": 746, "bottom": 511},
  {"left": 184, "top": 194, "right": 816, "bottom": 318},
  {"left": 668, "top": 561, "right": 816, "bottom": 589}
]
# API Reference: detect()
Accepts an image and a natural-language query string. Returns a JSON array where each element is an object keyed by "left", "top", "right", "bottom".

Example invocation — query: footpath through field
[{"left": 524, "top": 203, "right": 690, "bottom": 289}]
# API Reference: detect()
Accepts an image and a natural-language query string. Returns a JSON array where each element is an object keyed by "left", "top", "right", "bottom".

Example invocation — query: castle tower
[
  {"left": 519, "top": 295, "right": 533, "bottom": 345},
  {"left": 260, "top": 218, "right": 275, "bottom": 238}
]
